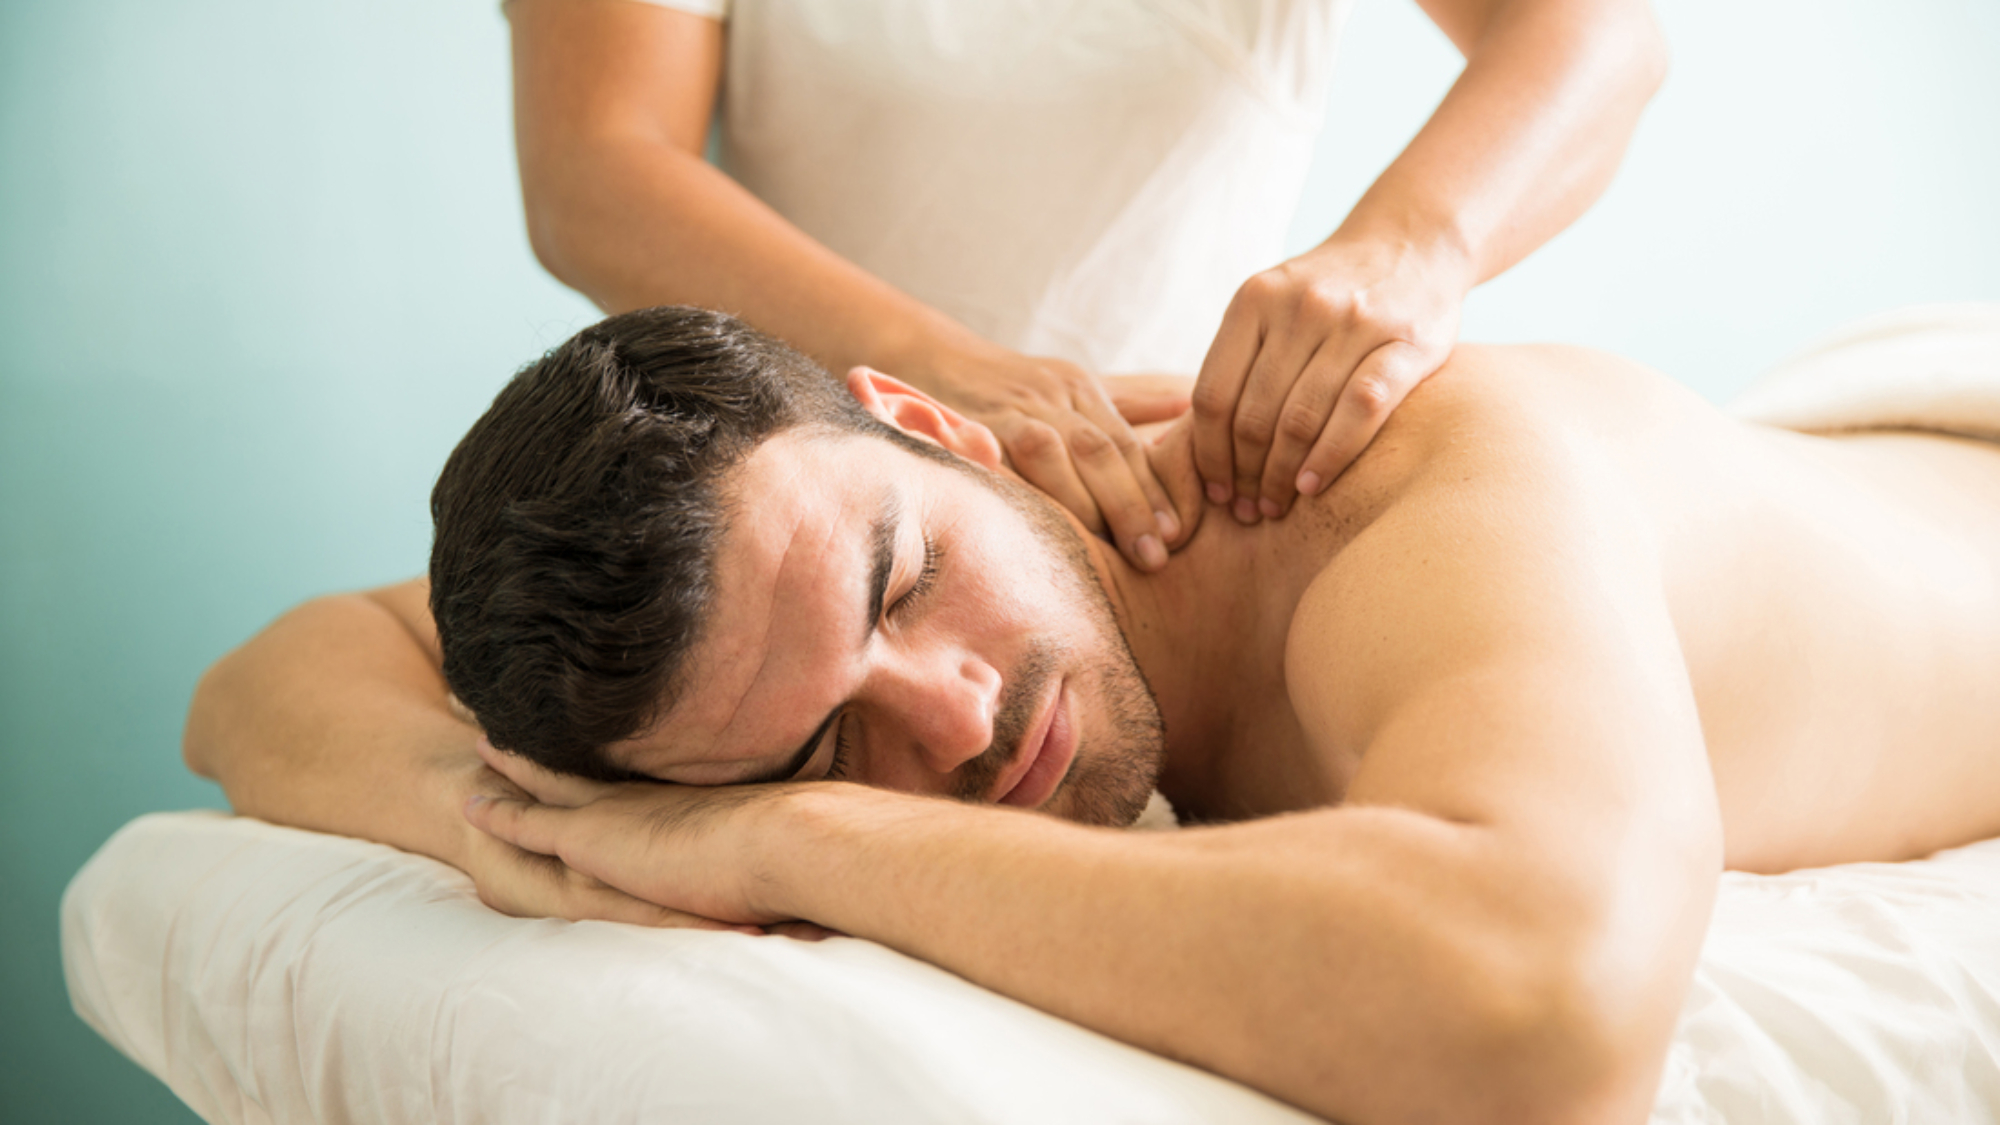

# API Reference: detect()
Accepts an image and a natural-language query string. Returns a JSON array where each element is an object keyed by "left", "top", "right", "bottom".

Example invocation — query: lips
[{"left": 996, "top": 679, "right": 1076, "bottom": 809}]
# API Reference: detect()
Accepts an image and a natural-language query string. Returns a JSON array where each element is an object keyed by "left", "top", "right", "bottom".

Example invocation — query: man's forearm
[
  {"left": 763, "top": 788, "right": 1675, "bottom": 1125},
  {"left": 184, "top": 585, "right": 481, "bottom": 870}
]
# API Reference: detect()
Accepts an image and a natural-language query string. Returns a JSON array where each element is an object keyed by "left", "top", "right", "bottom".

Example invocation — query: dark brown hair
[{"left": 430, "top": 305, "right": 946, "bottom": 778}]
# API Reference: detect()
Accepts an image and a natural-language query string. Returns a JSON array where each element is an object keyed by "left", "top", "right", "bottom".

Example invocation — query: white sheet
[{"left": 62, "top": 811, "right": 2000, "bottom": 1124}]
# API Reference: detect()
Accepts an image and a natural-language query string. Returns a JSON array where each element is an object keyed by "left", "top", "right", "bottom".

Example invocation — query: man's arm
[
  {"left": 184, "top": 580, "right": 473, "bottom": 860},
  {"left": 469, "top": 391, "right": 1726, "bottom": 1124},
  {"left": 184, "top": 578, "right": 734, "bottom": 928}
]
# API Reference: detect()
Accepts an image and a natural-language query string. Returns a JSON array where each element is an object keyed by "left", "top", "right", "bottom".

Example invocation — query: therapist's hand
[
  {"left": 1192, "top": 235, "right": 1473, "bottom": 522},
  {"left": 1101, "top": 372, "right": 1195, "bottom": 427},
  {"left": 928, "top": 352, "right": 1194, "bottom": 568}
]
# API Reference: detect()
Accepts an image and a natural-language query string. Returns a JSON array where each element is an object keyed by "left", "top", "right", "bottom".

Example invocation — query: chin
[{"left": 1049, "top": 738, "right": 1164, "bottom": 828}]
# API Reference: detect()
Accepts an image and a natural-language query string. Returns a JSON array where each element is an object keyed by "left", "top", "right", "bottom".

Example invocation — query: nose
[{"left": 873, "top": 647, "right": 1001, "bottom": 776}]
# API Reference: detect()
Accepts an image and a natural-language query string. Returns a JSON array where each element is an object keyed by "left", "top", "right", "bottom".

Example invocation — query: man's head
[{"left": 432, "top": 306, "right": 1163, "bottom": 825}]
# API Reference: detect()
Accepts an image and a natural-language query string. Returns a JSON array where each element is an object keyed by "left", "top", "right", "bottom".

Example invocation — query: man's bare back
[{"left": 1161, "top": 342, "right": 2000, "bottom": 871}]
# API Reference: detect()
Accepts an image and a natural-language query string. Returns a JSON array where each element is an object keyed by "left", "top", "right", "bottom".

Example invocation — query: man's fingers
[
  {"left": 537, "top": 871, "right": 751, "bottom": 931},
  {"left": 1190, "top": 308, "right": 1263, "bottom": 506},
  {"left": 479, "top": 838, "right": 758, "bottom": 933},
  {"left": 476, "top": 736, "right": 613, "bottom": 807},
  {"left": 1294, "top": 342, "right": 1431, "bottom": 497},
  {"left": 575, "top": 887, "right": 759, "bottom": 933},
  {"left": 465, "top": 793, "right": 567, "bottom": 859},
  {"left": 468, "top": 797, "right": 673, "bottom": 920}
]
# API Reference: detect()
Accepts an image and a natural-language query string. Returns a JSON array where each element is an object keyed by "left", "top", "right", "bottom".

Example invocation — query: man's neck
[{"left": 1085, "top": 518, "right": 1300, "bottom": 791}]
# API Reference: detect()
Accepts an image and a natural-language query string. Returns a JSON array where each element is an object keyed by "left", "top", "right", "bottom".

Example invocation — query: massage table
[{"left": 62, "top": 305, "right": 2000, "bottom": 1123}]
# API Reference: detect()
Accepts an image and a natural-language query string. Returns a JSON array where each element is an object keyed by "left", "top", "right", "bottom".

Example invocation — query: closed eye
[
  {"left": 811, "top": 535, "right": 941, "bottom": 781},
  {"left": 827, "top": 714, "right": 853, "bottom": 780},
  {"left": 890, "top": 533, "right": 942, "bottom": 619}
]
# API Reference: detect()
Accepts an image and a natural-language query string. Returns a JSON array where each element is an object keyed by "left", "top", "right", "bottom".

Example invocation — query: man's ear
[{"left": 845, "top": 366, "right": 1004, "bottom": 470}]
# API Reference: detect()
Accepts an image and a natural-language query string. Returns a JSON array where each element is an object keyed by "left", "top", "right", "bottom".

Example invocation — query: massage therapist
[{"left": 504, "top": 0, "right": 1666, "bottom": 567}]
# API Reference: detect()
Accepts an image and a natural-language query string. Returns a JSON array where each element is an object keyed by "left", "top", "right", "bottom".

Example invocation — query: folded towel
[{"left": 1730, "top": 303, "right": 2000, "bottom": 441}]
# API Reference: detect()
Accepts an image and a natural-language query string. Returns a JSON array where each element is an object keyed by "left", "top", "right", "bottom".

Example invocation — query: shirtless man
[{"left": 185, "top": 306, "right": 2000, "bottom": 1125}]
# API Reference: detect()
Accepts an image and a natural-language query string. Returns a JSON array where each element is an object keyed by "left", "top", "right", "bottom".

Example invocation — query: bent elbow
[
  {"left": 518, "top": 181, "right": 583, "bottom": 296},
  {"left": 181, "top": 646, "right": 240, "bottom": 783},
  {"left": 515, "top": 135, "right": 615, "bottom": 303},
  {"left": 1456, "top": 934, "right": 1683, "bottom": 1125}
]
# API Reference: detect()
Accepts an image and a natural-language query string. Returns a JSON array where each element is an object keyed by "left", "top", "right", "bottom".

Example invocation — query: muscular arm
[
  {"left": 474, "top": 392, "right": 1726, "bottom": 1123},
  {"left": 184, "top": 578, "right": 715, "bottom": 927},
  {"left": 183, "top": 580, "right": 479, "bottom": 864}
]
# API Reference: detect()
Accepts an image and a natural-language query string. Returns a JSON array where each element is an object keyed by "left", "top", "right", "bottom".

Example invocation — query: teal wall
[
  {"left": 0, "top": 3, "right": 597, "bottom": 1121},
  {"left": 1, "top": 1, "right": 1994, "bottom": 1121}
]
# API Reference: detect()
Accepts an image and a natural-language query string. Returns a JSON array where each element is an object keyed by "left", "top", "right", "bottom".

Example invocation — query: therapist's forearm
[
  {"left": 520, "top": 129, "right": 1001, "bottom": 390},
  {"left": 1337, "top": 0, "right": 1667, "bottom": 282},
  {"left": 509, "top": 0, "right": 989, "bottom": 385},
  {"left": 764, "top": 790, "right": 1657, "bottom": 1125}
]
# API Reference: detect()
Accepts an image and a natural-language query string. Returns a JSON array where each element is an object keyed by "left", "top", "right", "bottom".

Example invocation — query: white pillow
[{"left": 63, "top": 811, "right": 2000, "bottom": 1124}]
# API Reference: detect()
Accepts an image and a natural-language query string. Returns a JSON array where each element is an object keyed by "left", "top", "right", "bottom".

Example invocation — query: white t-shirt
[{"left": 578, "top": 0, "right": 1353, "bottom": 374}]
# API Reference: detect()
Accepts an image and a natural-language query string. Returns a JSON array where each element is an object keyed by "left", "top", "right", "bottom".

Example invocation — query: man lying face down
[{"left": 188, "top": 305, "right": 2000, "bottom": 1125}]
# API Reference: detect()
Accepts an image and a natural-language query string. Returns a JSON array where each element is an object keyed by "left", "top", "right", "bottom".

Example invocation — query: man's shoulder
[
  {"left": 1273, "top": 338, "right": 1706, "bottom": 596},
  {"left": 1344, "top": 341, "right": 1700, "bottom": 496},
  {"left": 1279, "top": 344, "right": 1704, "bottom": 769},
  {"left": 1312, "top": 344, "right": 1599, "bottom": 522}
]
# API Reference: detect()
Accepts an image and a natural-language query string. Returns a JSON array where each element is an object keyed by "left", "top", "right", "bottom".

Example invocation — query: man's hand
[
  {"left": 464, "top": 738, "right": 807, "bottom": 927},
  {"left": 458, "top": 739, "right": 763, "bottom": 932},
  {"left": 1192, "top": 235, "right": 1471, "bottom": 524},
  {"left": 926, "top": 351, "right": 1195, "bottom": 569}
]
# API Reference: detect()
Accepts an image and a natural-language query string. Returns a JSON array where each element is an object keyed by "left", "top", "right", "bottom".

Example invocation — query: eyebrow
[{"left": 734, "top": 490, "right": 900, "bottom": 786}]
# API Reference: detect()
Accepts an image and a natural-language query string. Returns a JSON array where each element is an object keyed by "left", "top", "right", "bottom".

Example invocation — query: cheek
[
  {"left": 939, "top": 562, "right": 1063, "bottom": 642},
  {"left": 931, "top": 493, "right": 1098, "bottom": 653}
]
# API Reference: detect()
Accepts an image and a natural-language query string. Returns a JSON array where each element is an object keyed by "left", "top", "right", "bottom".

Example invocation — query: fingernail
[
  {"left": 1135, "top": 534, "right": 1167, "bottom": 570},
  {"left": 464, "top": 795, "right": 487, "bottom": 811},
  {"left": 1231, "top": 497, "right": 1258, "bottom": 524},
  {"left": 1155, "top": 509, "right": 1180, "bottom": 539},
  {"left": 1258, "top": 497, "right": 1282, "bottom": 519},
  {"left": 1205, "top": 481, "right": 1230, "bottom": 505},
  {"left": 1296, "top": 470, "right": 1321, "bottom": 496}
]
